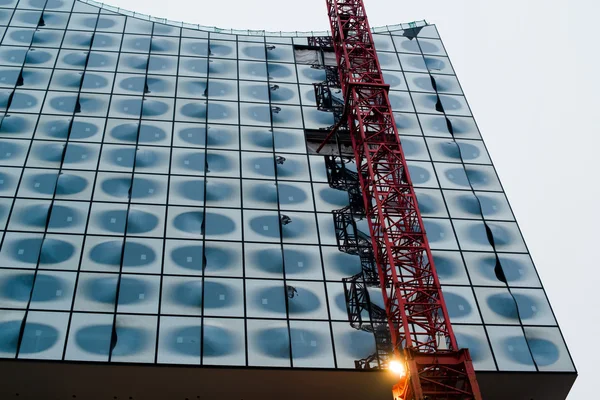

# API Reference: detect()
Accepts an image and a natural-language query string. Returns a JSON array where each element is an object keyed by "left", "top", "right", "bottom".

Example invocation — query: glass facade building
[{"left": 0, "top": 0, "right": 575, "bottom": 399}]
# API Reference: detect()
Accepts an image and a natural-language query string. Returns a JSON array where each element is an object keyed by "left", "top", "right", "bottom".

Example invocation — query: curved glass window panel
[
  {"left": 266, "top": 44, "right": 293, "bottom": 63},
  {"left": 208, "top": 58, "right": 237, "bottom": 79},
  {"left": 241, "top": 152, "right": 275, "bottom": 179},
  {"left": 180, "top": 38, "right": 209, "bottom": 57},
  {"left": 280, "top": 211, "right": 318, "bottom": 245},
  {"left": 157, "top": 316, "right": 201, "bottom": 364},
  {"left": 64, "top": 312, "right": 113, "bottom": 361},
  {"left": 109, "top": 94, "right": 143, "bottom": 118},
  {"left": 452, "top": 220, "right": 494, "bottom": 252},
  {"left": 0, "top": 67, "right": 22, "bottom": 88},
  {"left": 269, "top": 82, "right": 300, "bottom": 105},
  {"left": 290, "top": 320, "right": 334, "bottom": 368},
  {"left": 170, "top": 148, "right": 205, "bottom": 176},
  {"left": 0, "top": 232, "right": 43, "bottom": 269},
  {"left": 18, "top": 168, "right": 58, "bottom": 199},
  {"left": 406, "top": 160, "right": 438, "bottom": 188},
  {"left": 56, "top": 49, "right": 89, "bottom": 70},
  {"left": 465, "top": 252, "right": 533, "bottom": 288},
  {"left": 425, "top": 137, "right": 463, "bottom": 163},
  {"left": 62, "top": 143, "right": 101, "bottom": 170},
  {"left": 8, "top": 198, "right": 51, "bottom": 232},
  {"left": 418, "top": 114, "right": 452, "bottom": 138},
  {"left": 17, "top": 311, "right": 69, "bottom": 360},
  {"left": 202, "top": 317, "right": 245, "bottom": 366},
  {"left": 80, "top": 235, "right": 123, "bottom": 273},
  {"left": 99, "top": 144, "right": 136, "bottom": 172},
  {"left": 161, "top": 275, "right": 203, "bottom": 315},
  {"left": 113, "top": 73, "right": 145, "bottom": 95},
  {"left": 163, "top": 239, "right": 202, "bottom": 276},
  {"left": 243, "top": 209, "right": 280, "bottom": 243},
  {"left": 178, "top": 56, "right": 208, "bottom": 78},
  {"left": 455, "top": 139, "right": 491, "bottom": 165},
  {"left": 417, "top": 38, "right": 447, "bottom": 56},
  {"left": 332, "top": 322, "right": 376, "bottom": 369},
  {"left": 205, "top": 149, "right": 239, "bottom": 178},
  {"left": 177, "top": 76, "right": 207, "bottom": 100},
  {"left": 438, "top": 95, "right": 471, "bottom": 117},
  {"left": 93, "top": 172, "right": 132, "bottom": 202},
  {"left": 145, "top": 75, "right": 176, "bottom": 97},
  {"left": 91, "top": 33, "right": 123, "bottom": 51},
  {"left": 278, "top": 181, "right": 314, "bottom": 212},
  {"left": 204, "top": 240, "right": 243, "bottom": 277},
  {"left": 286, "top": 280, "right": 328, "bottom": 320},
  {"left": 399, "top": 135, "right": 429, "bottom": 161},
  {"left": 443, "top": 190, "right": 483, "bottom": 220},
  {"left": 372, "top": 33, "right": 395, "bottom": 52},
  {"left": 31, "top": 29, "right": 64, "bottom": 48},
  {"left": 239, "top": 80, "right": 269, "bottom": 104},
  {"left": 46, "top": 200, "right": 89, "bottom": 234},
  {"left": 175, "top": 98, "right": 206, "bottom": 122},
  {"left": 166, "top": 205, "right": 204, "bottom": 239},
  {"left": 0, "top": 47, "right": 28, "bottom": 67},
  {"left": 378, "top": 51, "right": 401, "bottom": 70},
  {"left": 238, "top": 41, "right": 265, "bottom": 61},
  {"left": 3, "top": 27, "right": 35, "bottom": 46},
  {"left": 240, "top": 102, "right": 271, "bottom": 127},
  {"left": 67, "top": 12, "right": 100, "bottom": 31},
  {"left": 73, "top": 273, "right": 117, "bottom": 312},
  {"left": 247, "top": 319, "right": 290, "bottom": 367},
  {"left": 69, "top": 117, "right": 106, "bottom": 142},
  {"left": 465, "top": 164, "right": 502, "bottom": 191},
  {"left": 433, "top": 162, "right": 470, "bottom": 189},
  {"left": 266, "top": 62, "right": 296, "bottom": 83},
  {"left": 321, "top": 246, "right": 360, "bottom": 282},
  {"left": 273, "top": 128, "right": 306, "bottom": 154},
  {"left": 34, "top": 115, "right": 71, "bottom": 140},
  {"left": 134, "top": 146, "right": 170, "bottom": 174},
  {"left": 147, "top": 55, "right": 177, "bottom": 75},
  {"left": 431, "top": 250, "right": 469, "bottom": 285},
  {"left": 383, "top": 71, "right": 408, "bottom": 92},
  {"left": 126, "top": 204, "right": 166, "bottom": 238},
  {"left": 203, "top": 207, "right": 241, "bottom": 241},
  {"left": 87, "top": 51, "right": 118, "bottom": 72},
  {"left": 411, "top": 92, "right": 446, "bottom": 115},
  {"left": 116, "top": 274, "right": 160, "bottom": 314},
  {"left": 206, "top": 100, "right": 238, "bottom": 125},
  {"left": 524, "top": 327, "right": 574, "bottom": 372},
  {"left": 453, "top": 325, "right": 496, "bottom": 371},
  {"left": 473, "top": 191, "right": 514, "bottom": 221},
  {"left": 275, "top": 153, "right": 310, "bottom": 181},
  {"left": 153, "top": 23, "right": 180, "bottom": 37},
  {"left": 312, "top": 183, "right": 348, "bottom": 213},
  {"left": 298, "top": 83, "right": 317, "bottom": 106},
  {"left": 117, "top": 53, "right": 148, "bottom": 74},
  {"left": 246, "top": 279, "right": 286, "bottom": 319},
  {"left": 9, "top": 89, "right": 44, "bottom": 113},
  {"left": 511, "top": 289, "right": 556, "bottom": 326},
  {"left": 172, "top": 122, "right": 205, "bottom": 148},
  {"left": 486, "top": 221, "right": 527, "bottom": 253},
  {"left": 122, "top": 34, "right": 151, "bottom": 54},
  {"left": 0, "top": 139, "right": 26, "bottom": 168},
  {"left": 441, "top": 285, "right": 481, "bottom": 324},
  {"left": 414, "top": 188, "right": 447, "bottom": 218},
  {"left": 50, "top": 70, "right": 83, "bottom": 92},
  {"left": 244, "top": 242, "right": 282, "bottom": 279},
  {"left": 241, "top": 179, "right": 277, "bottom": 210},
  {"left": 202, "top": 277, "right": 243, "bottom": 317},
  {"left": 301, "top": 106, "right": 332, "bottom": 130},
  {"left": 131, "top": 174, "right": 167, "bottom": 205},
  {"left": 474, "top": 287, "right": 521, "bottom": 325},
  {"left": 283, "top": 244, "right": 323, "bottom": 280},
  {"left": 138, "top": 120, "right": 172, "bottom": 146},
  {"left": 168, "top": 175, "right": 204, "bottom": 207},
  {"left": 209, "top": 39, "right": 237, "bottom": 59},
  {"left": 239, "top": 126, "right": 272, "bottom": 152},
  {"left": 0, "top": 269, "right": 35, "bottom": 308},
  {"left": 30, "top": 270, "right": 76, "bottom": 310},
  {"left": 487, "top": 325, "right": 536, "bottom": 372},
  {"left": 125, "top": 18, "right": 153, "bottom": 35},
  {"left": 24, "top": 47, "right": 57, "bottom": 68},
  {"left": 18, "top": 67, "right": 52, "bottom": 90},
  {"left": 39, "top": 233, "right": 83, "bottom": 271},
  {"left": 396, "top": 113, "right": 421, "bottom": 137},
  {"left": 204, "top": 177, "right": 241, "bottom": 208},
  {"left": 422, "top": 218, "right": 458, "bottom": 250},
  {"left": 111, "top": 315, "right": 157, "bottom": 363},
  {"left": 151, "top": 36, "right": 179, "bottom": 55},
  {"left": 87, "top": 202, "right": 128, "bottom": 236},
  {"left": 0, "top": 310, "right": 25, "bottom": 358},
  {"left": 238, "top": 60, "right": 267, "bottom": 81}
]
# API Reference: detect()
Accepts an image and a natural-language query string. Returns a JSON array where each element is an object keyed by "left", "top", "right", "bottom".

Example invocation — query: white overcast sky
[{"left": 105, "top": 0, "right": 597, "bottom": 397}]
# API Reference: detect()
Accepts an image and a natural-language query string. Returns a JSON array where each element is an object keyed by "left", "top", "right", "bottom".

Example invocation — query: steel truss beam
[{"left": 324, "top": 0, "right": 483, "bottom": 398}]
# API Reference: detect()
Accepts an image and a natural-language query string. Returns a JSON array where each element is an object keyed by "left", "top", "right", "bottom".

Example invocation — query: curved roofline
[{"left": 78, "top": 0, "right": 427, "bottom": 37}]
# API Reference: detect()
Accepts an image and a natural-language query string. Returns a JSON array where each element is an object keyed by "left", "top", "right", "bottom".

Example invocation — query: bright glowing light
[{"left": 388, "top": 360, "right": 406, "bottom": 377}]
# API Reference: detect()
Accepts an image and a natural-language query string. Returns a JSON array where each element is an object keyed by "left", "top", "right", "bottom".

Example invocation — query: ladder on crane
[{"left": 316, "top": 0, "right": 484, "bottom": 399}]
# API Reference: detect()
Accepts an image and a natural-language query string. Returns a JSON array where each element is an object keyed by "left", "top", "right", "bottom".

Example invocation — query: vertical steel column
[{"left": 324, "top": 0, "right": 483, "bottom": 398}]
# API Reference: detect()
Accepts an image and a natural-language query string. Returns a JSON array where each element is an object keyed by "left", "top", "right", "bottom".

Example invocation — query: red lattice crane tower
[{"left": 320, "top": 0, "right": 484, "bottom": 399}]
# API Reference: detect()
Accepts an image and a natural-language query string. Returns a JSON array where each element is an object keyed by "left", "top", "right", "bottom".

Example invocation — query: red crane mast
[{"left": 322, "top": 0, "right": 483, "bottom": 398}]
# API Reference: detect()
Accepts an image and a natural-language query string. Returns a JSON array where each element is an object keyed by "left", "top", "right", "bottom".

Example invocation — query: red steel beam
[{"left": 324, "top": 0, "right": 483, "bottom": 398}]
